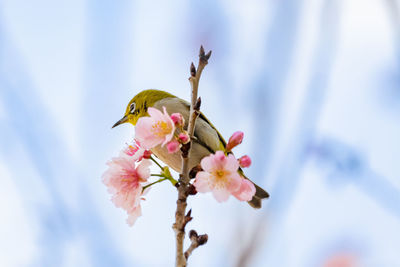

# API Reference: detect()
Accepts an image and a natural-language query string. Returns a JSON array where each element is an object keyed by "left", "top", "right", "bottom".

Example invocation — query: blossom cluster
[{"left": 103, "top": 106, "right": 256, "bottom": 226}]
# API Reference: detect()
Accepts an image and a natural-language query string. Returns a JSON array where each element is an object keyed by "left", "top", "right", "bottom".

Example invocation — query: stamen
[
  {"left": 152, "top": 121, "right": 172, "bottom": 137},
  {"left": 216, "top": 170, "right": 224, "bottom": 177}
]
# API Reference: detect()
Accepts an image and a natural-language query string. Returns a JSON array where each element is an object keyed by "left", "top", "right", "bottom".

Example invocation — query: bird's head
[{"left": 112, "top": 89, "right": 175, "bottom": 128}]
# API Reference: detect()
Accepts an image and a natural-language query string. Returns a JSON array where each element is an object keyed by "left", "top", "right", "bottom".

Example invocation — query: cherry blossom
[
  {"left": 135, "top": 107, "right": 175, "bottom": 149},
  {"left": 194, "top": 151, "right": 242, "bottom": 202},
  {"left": 102, "top": 155, "right": 151, "bottom": 226}
]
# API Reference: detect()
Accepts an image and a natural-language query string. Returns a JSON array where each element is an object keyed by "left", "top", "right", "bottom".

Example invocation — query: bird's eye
[{"left": 129, "top": 102, "right": 136, "bottom": 113}]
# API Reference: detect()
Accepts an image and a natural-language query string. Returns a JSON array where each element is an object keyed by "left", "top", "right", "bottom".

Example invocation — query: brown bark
[{"left": 173, "top": 46, "right": 211, "bottom": 267}]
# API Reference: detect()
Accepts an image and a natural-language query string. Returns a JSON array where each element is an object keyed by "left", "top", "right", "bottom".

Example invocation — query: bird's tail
[{"left": 248, "top": 183, "right": 270, "bottom": 209}]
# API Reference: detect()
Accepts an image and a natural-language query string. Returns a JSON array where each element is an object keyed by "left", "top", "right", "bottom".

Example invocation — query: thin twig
[
  {"left": 150, "top": 156, "right": 163, "bottom": 169},
  {"left": 173, "top": 46, "right": 211, "bottom": 267},
  {"left": 142, "top": 178, "right": 167, "bottom": 191}
]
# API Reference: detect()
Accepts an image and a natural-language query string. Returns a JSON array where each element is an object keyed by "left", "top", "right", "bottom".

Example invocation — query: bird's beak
[{"left": 112, "top": 115, "right": 128, "bottom": 128}]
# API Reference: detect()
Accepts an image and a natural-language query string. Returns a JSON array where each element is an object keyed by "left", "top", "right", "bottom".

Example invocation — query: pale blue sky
[{"left": 0, "top": 0, "right": 399, "bottom": 266}]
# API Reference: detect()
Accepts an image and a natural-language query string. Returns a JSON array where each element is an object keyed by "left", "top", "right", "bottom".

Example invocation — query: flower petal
[
  {"left": 225, "top": 154, "right": 239, "bottom": 172},
  {"left": 194, "top": 172, "right": 212, "bottom": 192},
  {"left": 136, "top": 159, "right": 151, "bottom": 181},
  {"left": 126, "top": 205, "right": 142, "bottom": 226},
  {"left": 147, "top": 107, "right": 163, "bottom": 119},
  {"left": 233, "top": 179, "right": 256, "bottom": 201},
  {"left": 135, "top": 117, "right": 164, "bottom": 149},
  {"left": 226, "top": 172, "right": 242, "bottom": 193},
  {"left": 212, "top": 188, "right": 231, "bottom": 202},
  {"left": 200, "top": 155, "right": 216, "bottom": 172}
]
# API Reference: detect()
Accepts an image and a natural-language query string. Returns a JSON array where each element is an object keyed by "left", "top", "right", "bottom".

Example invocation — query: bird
[{"left": 112, "top": 89, "right": 269, "bottom": 208}]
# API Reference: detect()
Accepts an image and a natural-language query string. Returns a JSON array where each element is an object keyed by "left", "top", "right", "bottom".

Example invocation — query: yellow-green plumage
[{"left": 114, "top": 89, "right": 269, "bottom": 208}]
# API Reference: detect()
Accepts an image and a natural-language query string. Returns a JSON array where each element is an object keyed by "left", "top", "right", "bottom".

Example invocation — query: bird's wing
[{"left": 197, "top": 112, "right": 227, "bottom": 151}]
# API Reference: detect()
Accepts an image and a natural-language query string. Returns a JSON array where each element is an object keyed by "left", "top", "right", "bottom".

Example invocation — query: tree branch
[{"left": 173, "top": 46, "right": 211, "bottom": 267}]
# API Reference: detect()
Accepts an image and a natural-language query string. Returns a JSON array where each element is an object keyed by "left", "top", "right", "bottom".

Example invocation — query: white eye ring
[{"left": 130, "top": 102, "right": 136, "bottom": 113}]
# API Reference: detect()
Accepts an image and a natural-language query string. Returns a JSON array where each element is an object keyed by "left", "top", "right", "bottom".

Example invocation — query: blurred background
[{"left": 1, "top": 0, "right": 399, "bottom": 266}]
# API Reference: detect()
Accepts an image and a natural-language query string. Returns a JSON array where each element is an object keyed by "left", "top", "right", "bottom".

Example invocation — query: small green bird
[{"left": 113, "top": 89, "right": 269, "bottom": 208}]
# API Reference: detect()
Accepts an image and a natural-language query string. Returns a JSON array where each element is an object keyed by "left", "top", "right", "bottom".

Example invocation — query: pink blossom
[
  {"left": 232, "top": 178, "right": 256, "bottom": 201},
  {"left": 167, "top": 140, "right": 180, "bottom": 153},
  {"left": 135, "top": 107, "right": 175, "bottom": 149},
  {"left": 226, "top": 131, "right": 244, "bottom": 151},
  {"left": 194, "top": 151, "right": 241, "bottom": 202},
  {"left": 102, "top": 155, "right": 151, "bottom": 226},
  {"left": 323, "top": 253, "right": 358, "bottom": 267},
  {"left": 170, "top": 113, "right": 184, "bottom": 126},
  {"left": 239, "top": 155, "right": 252, "bottom": 168},
  {"left": 123, "top": 141, "right": 152, "bottom": 161},
  {"left": 178, "top": 133, "right": 190, "bottom": 144}
]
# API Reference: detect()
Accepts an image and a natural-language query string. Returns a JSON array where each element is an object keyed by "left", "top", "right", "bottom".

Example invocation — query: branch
[
  {"left": 179, "top": 97, "right": 201, "bottom": 180},
  {"left": 173, "top": 46, "right": 211, "bottom": 267}
]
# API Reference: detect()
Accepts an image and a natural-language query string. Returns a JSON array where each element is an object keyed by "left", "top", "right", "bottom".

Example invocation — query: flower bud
[
  {"left": 178, "top": 133, "right": 190, "bottom": 144},
  {"left": 143, "top": 150, "right": 152, "bottom": 159},
  {"left": 239, "top": 155, "right": 251, "bottom": 168},
  {"left": 170, "top": 113, "right": 184, "bottom": 127},
  {"left": 166, "top": 140, "right": 180, "bottom": 154},
  {"left": 226, "top": 131, "right": 244, "bottom": 151}
]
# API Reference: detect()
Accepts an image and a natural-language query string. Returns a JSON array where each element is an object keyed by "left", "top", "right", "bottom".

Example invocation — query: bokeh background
[{"left": 1, "top": 0, "right": 400, "bottom": 266}]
